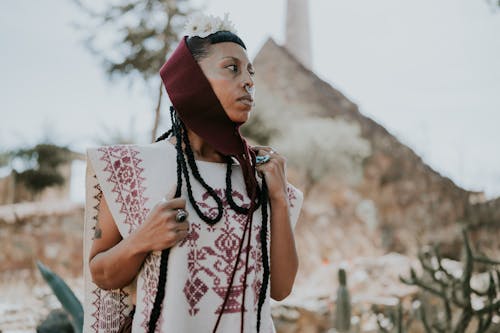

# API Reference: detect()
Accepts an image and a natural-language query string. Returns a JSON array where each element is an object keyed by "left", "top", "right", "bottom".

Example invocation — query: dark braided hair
[
  {"left": 148, "top": 107, "right": 271, "bottom": 333},
  {"left": 147, "top": 109, "right": 182, "bottom": 332}
]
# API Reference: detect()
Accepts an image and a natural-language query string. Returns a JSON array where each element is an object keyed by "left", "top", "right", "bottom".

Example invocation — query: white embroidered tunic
[{"left": 83, "top": 140, "right": 303, "bottom": 333}]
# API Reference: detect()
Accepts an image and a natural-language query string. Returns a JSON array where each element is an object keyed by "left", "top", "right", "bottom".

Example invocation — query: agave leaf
[{"left": 36, "top": 260, "right": 83, "bottom": 333}]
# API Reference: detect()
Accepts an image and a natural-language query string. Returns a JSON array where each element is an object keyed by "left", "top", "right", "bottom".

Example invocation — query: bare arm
[
  {"left": 252, "top": 146, "right": 299, "bottom": 301},
  {"left": 89, "top": 190, "right": 189, "bottom": 290},
  {"left": 269, "top": 194, "right": 298, "bottom": 301}
]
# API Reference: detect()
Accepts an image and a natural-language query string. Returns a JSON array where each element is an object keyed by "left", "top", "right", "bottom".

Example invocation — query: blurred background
[{"left": 1, "top": 0, "right": 499, "bottom": 332}]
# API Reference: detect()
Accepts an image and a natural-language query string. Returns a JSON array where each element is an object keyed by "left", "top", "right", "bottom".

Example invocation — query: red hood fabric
[{"left": 159, "top": 36, "right": 258, "bottom": 202}]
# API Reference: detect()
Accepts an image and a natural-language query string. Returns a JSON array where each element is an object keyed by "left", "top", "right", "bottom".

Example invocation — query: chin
[
  {"left": 228, "top": 109, "right": 252, "bottom": 123},
  {"left": 232, "top": 116, "right": 250, "bottom": 124}
]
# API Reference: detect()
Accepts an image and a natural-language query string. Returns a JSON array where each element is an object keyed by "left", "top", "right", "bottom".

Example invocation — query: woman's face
[{"left": 198, "top": 42, "right": 255, "bottom": 123}]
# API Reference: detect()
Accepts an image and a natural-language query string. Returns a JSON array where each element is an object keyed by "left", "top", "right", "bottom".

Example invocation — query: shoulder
[{"left": 86, "top": 140, "right": 175, "bottom": 159}]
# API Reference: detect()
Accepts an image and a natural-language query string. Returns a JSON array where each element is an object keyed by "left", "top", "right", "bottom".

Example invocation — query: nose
[
  {"left": 244, "top": 83, "right": 255, "bottom": 95},
  {"left": 242, "top": 71, "right": 254, "bottom": 91}
]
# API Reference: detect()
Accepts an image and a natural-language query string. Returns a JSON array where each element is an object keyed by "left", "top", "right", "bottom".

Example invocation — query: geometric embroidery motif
[
  {"left": 178, "top": 188, "right": 266, "bottom": 317},
  {"left": 183, "top": 277, "right": 209, "bottom": 316},
  {"left": 98, "top": 145, "right": 149, "bottom": 234},
  {"left": 287, "top": 185, "right": 297, "bottom": 208},
  {"left": 140, "top": 253, "right": 163, "bottom": 331}
]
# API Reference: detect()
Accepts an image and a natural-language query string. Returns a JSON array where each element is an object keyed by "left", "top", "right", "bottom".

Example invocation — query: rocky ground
[
  {"left": 0, "top": 253, "right": 432, "bottom": 332},
  {"left": 0, "top": 269, "right": 83, "bottom": 333},
  {"left": 1, "top": 253, "right": 499, "bottom": 332}
]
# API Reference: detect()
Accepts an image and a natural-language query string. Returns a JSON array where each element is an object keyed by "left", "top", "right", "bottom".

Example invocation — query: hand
[
  {"left": 134, "top": 184, "right": 190, "bottom": 252},
  {"left": 251, "top": 146, "right": 288, "bottom": 203}
]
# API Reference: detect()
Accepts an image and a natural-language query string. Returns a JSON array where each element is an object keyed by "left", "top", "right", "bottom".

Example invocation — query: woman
[{"left": 83, "top": 14, "right": 303, "bottom": 333}]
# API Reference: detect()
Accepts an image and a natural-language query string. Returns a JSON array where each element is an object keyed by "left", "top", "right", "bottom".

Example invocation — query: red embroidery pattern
[
  {"left": 140, "top": 253, "right": 164, "bottom": 331},
  {"left": 89, "top": 176, "right": 101, "bottom": 332},
  {"left": 90, "top": 287, "right": 100, "bottom": 332},
  {"left": 250, "top": 230, "right": 264, "bottom": 310},
  {"left": 89, "top": 173, "right": 132, "bottom": 332},
  {"left": 95, "top": 145, "right": 153, "bottom": 330},
  {"left": 89, "top": 286, "right": 129, "bottom": 332},
  {"left": 91, "top": 179, "right": 103, "bottom": 241},
  {"left": 287, "top": 185, "right": 297, "bottom": 208},
  {"left": 178, "top": 189, "right": 266, "bottom": 316},
  {"left": 98, "top": 145, "right": 149, "bottom": 234},
  {"left": 181, "top": 222, "right": 216, "bottom": 315}
]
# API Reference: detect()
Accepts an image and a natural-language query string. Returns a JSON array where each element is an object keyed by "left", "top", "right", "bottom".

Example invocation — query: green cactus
[
  {"left": 399, "top": 227, "right": 500, "bottom": 333},
  {"left": 36, "top": 261, "right": 83, "bottom": 333},
  {"left": 335, "top": 268, "right": 351, "bottom": 332},
  {"left": 373, "top": 300, "right": 411, "bottom": 333},
  {"left": 36, "top": 309, "right": 74, "bottom": 333}
]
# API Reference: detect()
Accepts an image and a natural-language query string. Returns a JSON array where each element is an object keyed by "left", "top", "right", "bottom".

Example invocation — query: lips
[{"left": 238, "top": 94, "right": 254, "bottom": 106}]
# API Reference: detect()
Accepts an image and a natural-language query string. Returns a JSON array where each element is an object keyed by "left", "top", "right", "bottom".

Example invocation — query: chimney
[{"left": 285, "top": 0, "right": 312, "bottom": 69}]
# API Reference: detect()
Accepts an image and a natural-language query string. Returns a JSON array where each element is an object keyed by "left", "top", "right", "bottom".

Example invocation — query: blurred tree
[
  {"left": 71, "top": 0, "right": 199, "bottom": 142},
  {"left": 96, "top": 116, "right": 141, "bottom": 145},
  {"left": 0, "top": 151, "right": 10, "bottom": 168},
  {"left": 8, "top": 143, "right": 74, "bottom": 200},
  {"left": 486, "top": 0, "right": 500, "bottom": 10}
]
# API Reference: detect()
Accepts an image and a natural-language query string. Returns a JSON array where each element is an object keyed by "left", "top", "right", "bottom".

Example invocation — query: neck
[{"left": 169, "top": 128, "right": 225, "bottom": 163}]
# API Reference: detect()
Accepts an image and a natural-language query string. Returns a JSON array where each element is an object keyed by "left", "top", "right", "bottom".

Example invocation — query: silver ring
[
  {"left": 175, "top": 209, "right": 188, "bottom": 222},
  {"left": 256, "top": 155, "right": 270, "bottom": 165}
]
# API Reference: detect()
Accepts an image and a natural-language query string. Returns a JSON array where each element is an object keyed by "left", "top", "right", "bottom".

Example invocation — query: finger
[
  {"left": 252, "top": 146, "right": 277, "bottom": 154},
  {"left": 255, "top": 163, "right": 266, "bottom": 175},
  {"left": 251, "top": 145, "right": 270, "bottom": 151},
  {"left": 172, "top": 227, "right": 189, "bottom": 238},
  {"left": 175, "top": 221, "right": 190, "bottom": 231},
  {"left": 255, "top": 149, "right": 269, "bottom": 156},
  {"left": 165, "top": 183, "right": 178, "bottom": 200},
  {"left": 168, "top": 230, "right": 178, "bottom": 241},
  {"left": 169, "top": 228, "right": 188, "bottom": 240},
  {"left": 161, "top": 197, "right": 187, "bottom": 211},
  {"left": 176, "top": 230, "right": 189, "bottom": 240},
  {"left": 156, "top": 183, "right": 178, "bottom": 208}
]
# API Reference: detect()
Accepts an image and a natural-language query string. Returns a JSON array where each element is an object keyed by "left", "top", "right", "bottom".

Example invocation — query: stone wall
[{"left": 0, "top": 200, "right": 84, "bottom": 277}]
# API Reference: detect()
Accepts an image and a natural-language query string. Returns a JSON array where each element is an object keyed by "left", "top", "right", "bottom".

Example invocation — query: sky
[{"left": 1, "top": 0, "right": 499, "bottom": 201}]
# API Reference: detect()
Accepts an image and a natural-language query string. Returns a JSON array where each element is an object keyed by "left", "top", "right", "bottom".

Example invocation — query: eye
[
  {"left": 226, "top": 64, "right": 238, "bottom": 73},
  {"left": 249, "top": 70, "right": 256, "bottom": 77}
]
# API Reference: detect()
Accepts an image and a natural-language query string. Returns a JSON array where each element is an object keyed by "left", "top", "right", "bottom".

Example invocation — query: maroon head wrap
[{"left": 159, "top": 36, "right": 258, "bottom": 202}]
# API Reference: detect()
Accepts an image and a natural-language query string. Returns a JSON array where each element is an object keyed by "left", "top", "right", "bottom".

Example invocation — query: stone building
[{"left": 246, "top": 0, "right": 500, "bottom": 284}]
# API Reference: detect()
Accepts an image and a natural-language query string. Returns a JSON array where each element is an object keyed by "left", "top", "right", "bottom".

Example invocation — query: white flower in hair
[
  {"left": 183, "top": 13, "right": 206, "bottom": 37},
  {"left": 219, "top": 13, "right": 237, "bottom": 33},
  {"left": 184, "top": 12, "right": 238, "bottom": 38}
]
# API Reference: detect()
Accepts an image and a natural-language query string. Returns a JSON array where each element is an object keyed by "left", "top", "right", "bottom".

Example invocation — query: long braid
[
  {"left": 256, "top": 179, "right": 270, "bottom": 332},
  {"left": 148, "top": 248, "right": 169, "bottom": 331},
  {"left": 148, "top": 108, "right": 183, "bottom": 332},
  {"left": 179, "top": 120, "right": 224, "bottom": 224},
  {"left": 224, "top": 156, "right": 261, "bottom": 215},
  {"left": 149, "top": 106, "right": 270, "bottom": 332},
  {"left": 154, "top": 129, "right": 172, "bottom": 143},
  {"left": 172, "top": 108, "right": 184, "bottom": 198}
]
